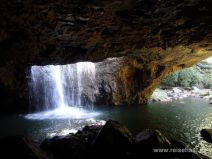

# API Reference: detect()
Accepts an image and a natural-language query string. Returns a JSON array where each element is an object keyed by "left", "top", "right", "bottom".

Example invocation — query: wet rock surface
[
  {"left": 200, "top": 129, "right": 212, "bottom": 143},
  {"left": 0, "top": 120, "right": 210, "bottom": 159},
  {"left": 38, "top": 120, "right": 210, "bottom": 159}
]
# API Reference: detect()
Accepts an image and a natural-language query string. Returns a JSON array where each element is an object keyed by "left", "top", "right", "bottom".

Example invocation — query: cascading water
[
  {"left": 52, "top": 66, "right": 66, "bottom": 108},
  {"left": 76, "top": 62, "right": 96, "bottom": 106},
  {"left": 26, "top": 62, "right": 100, "bottom": 119}
]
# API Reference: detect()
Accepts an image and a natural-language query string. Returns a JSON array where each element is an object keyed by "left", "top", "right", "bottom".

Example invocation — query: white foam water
[{"left": 26, "top": 62, "right": 98, "bottom": 120}]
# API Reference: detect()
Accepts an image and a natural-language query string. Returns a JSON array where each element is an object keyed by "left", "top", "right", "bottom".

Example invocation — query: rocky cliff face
[{"left": 0, "top": 0, "right": 211, "bottom": 112}]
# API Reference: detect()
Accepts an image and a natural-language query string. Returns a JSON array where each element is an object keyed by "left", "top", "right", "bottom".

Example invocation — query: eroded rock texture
[{"left": 0, "top": 0, "right": 211, "bottom": 112}]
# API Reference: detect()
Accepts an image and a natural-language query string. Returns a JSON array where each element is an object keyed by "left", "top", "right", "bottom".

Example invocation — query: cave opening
[
  {"left": 25, "top": 57, "right": 123, "bottom": 119},
  {"left": 0, "top": 0, "right": 212, "bottom": 158},
  {"left": 22, "top": 57, "right": 212, "bottom": 158},
  {"left": 1, "top": 56, "right": 212, "bottom": 158},
  {"left": 29, "top": 62, "right": 96, "bottom": 110},
  {"left": 26, "top": 61, "right": 101, "bottom": 120},
  {"left": 150, "top": 57, "right": 212, "bottom": 103}
]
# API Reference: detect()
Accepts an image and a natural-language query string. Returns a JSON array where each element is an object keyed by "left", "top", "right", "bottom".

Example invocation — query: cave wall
[
  {"left": 115, "top": 46, "right": 212, "bottom": 104},
  {"left": 94, "top": 57, "right": 125, "bottom": 105},
  {"left": 0, "top": 0, "right": 211, "bottom": 112}
]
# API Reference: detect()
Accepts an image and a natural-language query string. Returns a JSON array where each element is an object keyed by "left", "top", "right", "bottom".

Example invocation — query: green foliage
[
  {"left": 162, "top": 71, "right": 179, "bottom": 86},
  {"left": 178, "top": 67, "right": 201, "bottom": 87},
  {"left": 162, "top": 62, "right": 212, "bottom": 89},
  {"left": 202, "top": 74, "right": 212, "bottom": 89}
]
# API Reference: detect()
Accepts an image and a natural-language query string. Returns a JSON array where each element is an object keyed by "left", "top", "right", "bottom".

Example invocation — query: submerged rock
[
  {"left": 0, "top": 136, "right": 49, "bottom": 159},
  {"left": 200, "top": 129, "right": 212, "bottom": 143}
]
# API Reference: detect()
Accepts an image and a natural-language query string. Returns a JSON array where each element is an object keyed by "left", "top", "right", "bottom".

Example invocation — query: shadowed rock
[
  {"left": 0, "top": 136, "right": 49, "bottom": 159},
  {"left": 38, "top": 120, "right": 210, "bottom": 159},
  {"left": 200, "top": 129, "right": 212, "bottom": 143},
  {"left": 135, "top": 129, "right": 171, "bottom": 151},
  {"left": 92, "top": 120, "right": 133, "bottom": 152},
  {"left": 41, "top": 134, "right": 88, "bottom": 159}
]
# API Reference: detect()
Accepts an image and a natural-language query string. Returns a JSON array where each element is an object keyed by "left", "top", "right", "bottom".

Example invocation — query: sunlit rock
[{"left": 150, "top": 88, "right": 172, "bottom": 102}]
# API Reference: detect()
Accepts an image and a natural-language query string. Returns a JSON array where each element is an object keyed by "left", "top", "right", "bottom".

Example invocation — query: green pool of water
[{"left": 0, "top": 97, "right": 212, "bottom": 157}]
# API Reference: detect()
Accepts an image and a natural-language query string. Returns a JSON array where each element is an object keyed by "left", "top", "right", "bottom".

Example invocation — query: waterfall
[
  {"left": 76, "top": 62, "right": 96, "bottom": 106},
  {"left": 52, "top": 66, "right": 66, "bottom": 108},
  {"left": 29, "top": 62, "right": 96, "bottom": 112}
]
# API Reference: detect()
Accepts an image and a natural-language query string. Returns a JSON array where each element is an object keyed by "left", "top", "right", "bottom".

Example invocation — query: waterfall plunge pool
[
  {"left": 0, "top": 98, "right": 212, "bottom": 157},
  {"left": 1, "top": 62, "right": 212, "bottom": 157}
]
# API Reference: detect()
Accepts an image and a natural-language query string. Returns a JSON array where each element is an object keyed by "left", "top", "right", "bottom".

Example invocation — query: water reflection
[
  {"left": 197, "top": 112, "right": 212, "bottom": 157},
  {"left": 27, "top": 118, "right": 105, "bottom": 141},
  {"left": 44, "top": 119, "right": 105, "bottom": 138},
  {"left": 0, "top": 98, "right": 212, "bottom": 158}
]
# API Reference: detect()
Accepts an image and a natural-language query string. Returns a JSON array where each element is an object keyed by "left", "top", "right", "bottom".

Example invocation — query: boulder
[
  {"left": 41, "top": 134, "right": 88, "bottom": 159},
  {"left": 150, "top": 88, "right": 172, "bottom": 102},
  {"left": 173, "top": 88, "right": 182, "bottom": 94},
  {"left": 92, "top": 120, "right": 133, "bottom": 155},
  {"left": 0, "top": 136, "right": 49, "bottom": 159},
  {"left": 38, "top": 121, "right": 210, "bottom": 159},
  {"left": 135, "top": 129, "right": 171, "bottom": 152},
  {"left": 75, "top": 125, "right": 102, "bottom": 145},
  {"left": 200, "top": 129, "right": 212, "bottom": 143}
]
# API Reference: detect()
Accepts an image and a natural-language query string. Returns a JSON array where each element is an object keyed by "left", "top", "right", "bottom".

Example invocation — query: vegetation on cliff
[{"left": 162, "top": 58, "right": 212, "bottom": 89}]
